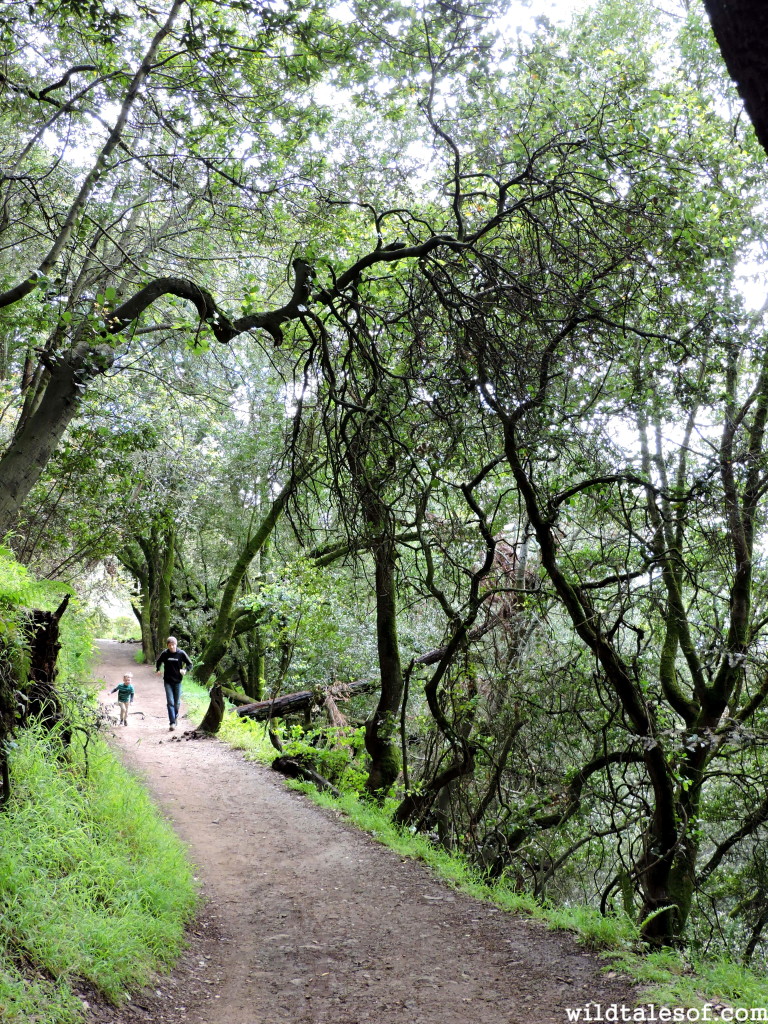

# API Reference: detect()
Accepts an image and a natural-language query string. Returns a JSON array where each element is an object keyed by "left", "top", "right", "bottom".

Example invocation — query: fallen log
[
  {"left": 236, "top": 680, "right": 377, "bottom": 721},
  {"left": 236, "top": 618, "right": 507, "bottom": 720},
  {"left": 271, "top": 755, "right": 340, "bottom": 796}
]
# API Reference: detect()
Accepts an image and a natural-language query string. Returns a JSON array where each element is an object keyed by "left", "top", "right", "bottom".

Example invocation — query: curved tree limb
[{"left": 698, "top": 792, "right": 768, "bottom": 885}]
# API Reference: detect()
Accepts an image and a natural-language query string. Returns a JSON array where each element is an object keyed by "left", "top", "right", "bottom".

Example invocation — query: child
[{"left": 110, "top": 673, "right": 135, "bottom": 726}]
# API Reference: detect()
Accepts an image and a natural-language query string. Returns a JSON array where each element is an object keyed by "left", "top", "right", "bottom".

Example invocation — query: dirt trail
[{"left": 87, "top": 640, "right": 638, "bottom": 1024}]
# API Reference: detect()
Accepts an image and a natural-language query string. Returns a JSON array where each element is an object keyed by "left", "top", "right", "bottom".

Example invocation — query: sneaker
[{"left": 169, "top": 723, "right": 176, "bottom": 731}]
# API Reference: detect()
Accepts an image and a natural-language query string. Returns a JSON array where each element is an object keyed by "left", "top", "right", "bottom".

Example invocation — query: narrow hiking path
[{"left": 87, "top": 640, "right": 638, "bottom": 1024}]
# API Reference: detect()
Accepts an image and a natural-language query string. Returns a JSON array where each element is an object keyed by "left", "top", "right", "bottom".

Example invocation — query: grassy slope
[{"left": 0, "top": 722, "right": 198, "bottom": 1024}]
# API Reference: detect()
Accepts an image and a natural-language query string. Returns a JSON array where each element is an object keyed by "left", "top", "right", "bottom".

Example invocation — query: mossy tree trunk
[
  {"left": 125, "top": 553, "right": 154, "bottom": 662},
  {"left": 120, "top": 525, "right": 176, "bottom": 663},
  {"left": 155, "top": 523, "right": 175, "bottom": 647},
  {"left": 195, "top": 471, "right": 308, "bottom": 690},
  {"left": 139, "top": 526, "right": 175, "bottom": 658},
  {"left": 364, "top": 533, "right": 403, "bottom": 797},
  {"left": 234, "top": 626, "right": 266, "bottom": 701}
]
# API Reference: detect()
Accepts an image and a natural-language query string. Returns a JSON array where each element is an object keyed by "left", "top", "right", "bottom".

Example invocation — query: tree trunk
[
  {"left": 0, "top": 595, "right": 69, "bottom": 805},
  {"left": 0, "top": 755, "right": 9, "bottom": 808},
  {"left": 703, "top": 0, "right": 768, "bottom": 157},
  {"left": 0, "top": 646, "right": 17, "bottom": 808},
  {"left": 24, "top": 595, "right": 72, "bottom": 742},
  {"left": 364, "top": 534, "right": 404, "bottom": 797},
  {"left": 138, "top": 588, "right": 154, "bottom": 663},
  {"left": 121, "top": 527, "right": 176, "bottom": 663},
  {"left": 246, "top": 625, "right": 266, "bottom": 701},
  {"left": 197, "top": 683, "right": 225, "bottom": 734},
  {"left": 129, "top": 562, "right": 155, "bottom": 663},
  {"left": 195, "top": 472, "right": 307, "bottom": 688},
  {"left": 0, "top": 356, "right": 96, "bottom": 537},
  {"left": 156, "top": 524, "right": 175, "bottom": 647},
  {"left": 502, "top": 415, "right": 683, "bottom": 945}
]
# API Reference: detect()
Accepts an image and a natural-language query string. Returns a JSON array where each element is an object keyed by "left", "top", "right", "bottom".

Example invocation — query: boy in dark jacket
[{"left": 155, "top": 636, "right": 192, "bottom": 730}]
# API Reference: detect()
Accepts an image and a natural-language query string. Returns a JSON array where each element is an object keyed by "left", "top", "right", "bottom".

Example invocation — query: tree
[
  {"left": 702, "top": 0, "right": 768, "bottom": 157},
  {"left": 193, "top": 460, "right": 312, "bottom": 691},
  {"left": 382, "top": 1, "right": 768, "bottom": 948},
  {"left": 0, "top": 0, "right": 353, "bottom": 534}
]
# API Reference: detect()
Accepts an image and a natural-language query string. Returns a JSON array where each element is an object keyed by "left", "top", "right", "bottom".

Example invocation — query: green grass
[
  {"left": 0, "top": 723, "right": 199, "bottom": 1023},
  {"left": 183, "top": 683, "right": 768, "bottom": 1012},
  {"left": 183, "top": 680, "right": 277, "bottom": 758},
  {"left": 606, "top": 946, "right": 768, "bottom": 1010}
]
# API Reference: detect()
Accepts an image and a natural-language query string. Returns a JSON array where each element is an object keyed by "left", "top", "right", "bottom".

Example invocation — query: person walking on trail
[
  {"left": 110, "top": 673, "right": 135, "bottom": 726},
  {"left": 155, "top": 636, "right": 192, "bottom": 731}
]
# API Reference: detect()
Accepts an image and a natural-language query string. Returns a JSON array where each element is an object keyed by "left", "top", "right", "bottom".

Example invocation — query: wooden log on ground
[
  {"left": 271, "top": 756, "right": 340, "bottom": 796},
  {"left": 323, "top": 692, "right": 347, "bottom": 729},
  {"left": 236, "top": 680, "right": 377, "bottom": 721}
]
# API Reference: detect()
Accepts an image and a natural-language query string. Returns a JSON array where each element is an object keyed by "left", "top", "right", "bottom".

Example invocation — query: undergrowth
[
  {"left": 183, "top": 681, "right": 768, "bottom": 1012},
  {"left": 0, "top": 721, "right": 198, "bottom": 1023}
]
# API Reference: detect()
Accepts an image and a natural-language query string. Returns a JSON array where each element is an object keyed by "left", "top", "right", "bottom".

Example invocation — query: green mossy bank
[{"left": 0, "top": 722, "right": 198, "bottom": 1024}]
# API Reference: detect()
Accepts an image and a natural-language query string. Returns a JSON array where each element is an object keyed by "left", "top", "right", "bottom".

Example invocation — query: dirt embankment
[{"left": 87, "top": 640, "right": 638, "bottom": 1024}]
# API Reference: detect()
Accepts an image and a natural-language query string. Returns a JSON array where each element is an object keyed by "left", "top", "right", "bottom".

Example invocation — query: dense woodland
[{"left": 2, "top": 0, "right": 768, "bottom": 962}]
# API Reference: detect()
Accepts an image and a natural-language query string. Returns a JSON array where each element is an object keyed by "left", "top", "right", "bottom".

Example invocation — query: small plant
[{"left": 282, "top": 724, "right": 368, "bottom": 791}]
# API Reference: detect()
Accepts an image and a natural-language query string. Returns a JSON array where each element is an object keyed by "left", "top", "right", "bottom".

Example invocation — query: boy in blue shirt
[{"left": 110, "top": 673, "right": 135, "bottom": 726}]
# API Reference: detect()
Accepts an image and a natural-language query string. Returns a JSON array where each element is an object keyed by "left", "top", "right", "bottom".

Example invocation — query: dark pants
[{"left": 164, "top": 681, "right": 181, "bottom": 724}]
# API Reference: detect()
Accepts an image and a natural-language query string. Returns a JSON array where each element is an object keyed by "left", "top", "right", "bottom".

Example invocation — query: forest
[{"left": 2, "top": 0, "right": 768, "bottom": 974}]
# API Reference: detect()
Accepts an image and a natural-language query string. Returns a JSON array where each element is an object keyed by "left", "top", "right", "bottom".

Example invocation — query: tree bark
[
  {"left": 0, "top": 354, "right": 97, "bottom": 538},
  {"left": 120, "top": 527, "right": 176, "bottom": 662},
  {"left": 703, "top": 0, "right": 768, "bottom": 157},
  {"left": 197, "top": 683, "right": 225, "bottom": 735},
  {"left": 156, "top": 524, "right": 175, "bottom": 648},
  {"left": 364, "top": 534, "right": 404, "bottom": 797},
  {"left": 24, "top": 594, "right": 71, "bottom": 741},
  {"left": 236, "top": 680, "right": 377, "bottom": 721},
  {"left": 195, "top": 470, "right": 310, "bottom": 688}
]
